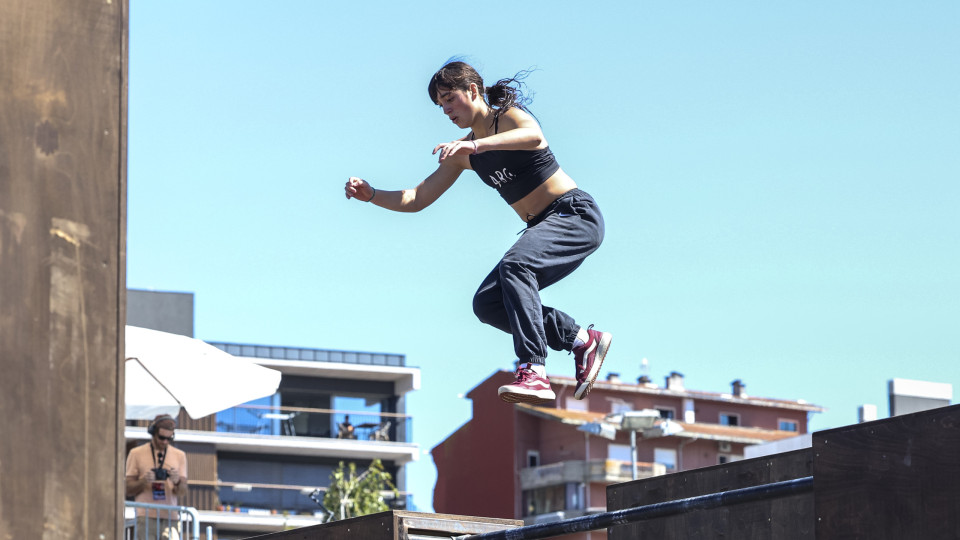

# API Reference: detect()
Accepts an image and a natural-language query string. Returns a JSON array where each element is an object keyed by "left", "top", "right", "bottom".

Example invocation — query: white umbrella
[{"left": 125, "top": 325, "right": 282, "bottom": 420}]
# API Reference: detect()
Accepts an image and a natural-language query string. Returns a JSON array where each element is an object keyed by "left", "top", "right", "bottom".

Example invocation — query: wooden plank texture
[
  {"left": 245, "top": 510, "right": 521, "bottom": 540},
  {"left": 814, "top": 404, "right": 960, "bottom": 539},
  {"left": 178, "top": 442, "right": 220, "bottom": 511},
  {"left": 607, "top": 449, "right": 814, "bottom": 539},
  {"left": 0, "top": 0, "right": 127, "bottom": 538}
]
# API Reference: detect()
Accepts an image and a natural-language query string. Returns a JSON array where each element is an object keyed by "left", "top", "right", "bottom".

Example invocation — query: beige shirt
[{"left": 126, "top": 442, "right": 188, "bottom": 516}]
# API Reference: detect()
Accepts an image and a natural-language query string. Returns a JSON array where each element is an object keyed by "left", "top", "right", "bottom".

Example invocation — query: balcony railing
[
  {"left": 520, "top": 459, "right": 666, "bottom": 490},
  {"left": 124, "top": 502, "right": 204, "bottom": 540},
  {"left": 193, "top": 480, "right": 408, "bottom": 518},
  {"left": 216, "top": 404, "right": 412, "bottom": 443}
]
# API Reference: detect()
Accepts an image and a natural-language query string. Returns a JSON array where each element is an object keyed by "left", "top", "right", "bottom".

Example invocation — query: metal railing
[
  {"left": 455, "top": 476, "right": 814, "bottom": 540},
  {"left": 520, "top": 459, "right": 666, "bottom": 490},
  {"left": 216, "top": 404, "right": 411, "bottom": 443},
  {"left": 124, "top": 502, "right": 206, "bottom": 540}
]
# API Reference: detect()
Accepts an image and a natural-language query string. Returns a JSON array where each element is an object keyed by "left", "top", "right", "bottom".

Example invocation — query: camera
[{"left": 152, "top": 468, "right": 169, "bottom": 481}]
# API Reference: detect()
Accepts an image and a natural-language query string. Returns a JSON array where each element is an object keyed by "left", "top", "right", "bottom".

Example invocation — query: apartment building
[
  {"left": 125, "top": 290, "right": 420, "bottom": 539},
  {"left": 432, "top": 370, "right": 823, "bottom": 540}
]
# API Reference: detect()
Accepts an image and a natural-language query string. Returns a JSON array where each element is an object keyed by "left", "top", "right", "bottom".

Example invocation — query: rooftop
[
  {"left": 547, "top": 372, "right": 825, "bottom": 413},
  {"left": 517, "top": 403, "right": 801, "bottom": 445},
  {"left": 210, "top": 341, "right": 420, "bottom": 393},
  {"left": 209, "top": 341, "right": 406, "bottom": 367}
]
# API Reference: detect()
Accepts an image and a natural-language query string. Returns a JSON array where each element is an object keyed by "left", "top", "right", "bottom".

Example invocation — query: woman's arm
[
  {"left": 345, "top": 155, "right": 468, "bottom": 213},
  {"left": 474, "top": 107, "right": 546, "bottom": 153},
  {"left": 433, "top": 108, "right": 545, "bottom": 163}
]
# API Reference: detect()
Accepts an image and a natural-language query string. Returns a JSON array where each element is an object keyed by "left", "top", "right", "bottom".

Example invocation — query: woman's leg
[{"left": 473, "top": 190, "right": 605, "bottom": 363}]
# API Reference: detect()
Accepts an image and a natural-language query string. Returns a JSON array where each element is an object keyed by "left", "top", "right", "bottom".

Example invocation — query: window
[
  {"left": 565, "top": 396, "right": 588, "bottom": 411},
  {"left": 654, "top": 448, "right": 677, "bottom": 470},
  {"left": 719, "top": 413, "right": 740, "bottom": 426},
  {"left": 718, "top": 454, "right": 742, "bottom": 465},
  {"left": 608, "top": 444, "right": 631, "bottom": 462},
  {"left": 778, "top": 419, "right": 799, "bottom": 432},
  {"left": 527, "top": 450, "right": 541, "bottom": 468},
  {"left": 655, "top": 407, "right": 675, "bottom": 420},
  {"left": 522, "top": 484, "right": 565, "bottom": 517},
  {"left": 521, "top": 483, "right": 584, "bottom": 516},
  {"left": 610, "top": 401, "right": 633, "bottom": 414},
  {"left": 683, "top": 398, "right": 696, "bottom": 423}
]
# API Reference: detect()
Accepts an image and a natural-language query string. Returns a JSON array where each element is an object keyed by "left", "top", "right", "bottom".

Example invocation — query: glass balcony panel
[{"left": 216, "top": 404, "right": 410, "bottom": 443}]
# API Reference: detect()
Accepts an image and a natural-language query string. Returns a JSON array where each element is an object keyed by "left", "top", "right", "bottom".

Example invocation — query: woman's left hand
[{"left": 433, "top": 139, "right": 476, "bottom": 163}]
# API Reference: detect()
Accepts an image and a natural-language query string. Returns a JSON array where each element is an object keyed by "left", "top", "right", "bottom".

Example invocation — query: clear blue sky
[{"left": 128, "top": 1, "right": 959, "bottom": 512}]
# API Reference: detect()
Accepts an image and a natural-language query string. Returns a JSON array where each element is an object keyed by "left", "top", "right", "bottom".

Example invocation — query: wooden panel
[
  {"left": 0, "top": 0, "right": 127, "bottom": 539},
  {"left": 179, "top": 408, "right": 217, "bottom": 432},
  {"left": 245, "top": 510, "right": 521, "bottom": 540},
  {"left": 180, "top": 443, "right": 218, "bottom": 482},
  {"left": 397, "top": 512, "right": 523, "bottom": 537},
  {"left": 248, "top": 510, "right": 396, "bottom": 540},
  {"left": 607, "top": 449, "right": 813, "bottom": 539},
  {"left": 182, "top": 485, "right": 219, "bottom": 515},
  {"left": 814, "top": 404, "right": 960, "bottom": 539},
  {"left": 178, "top": 442, "right": 220, "bottom": 511}
]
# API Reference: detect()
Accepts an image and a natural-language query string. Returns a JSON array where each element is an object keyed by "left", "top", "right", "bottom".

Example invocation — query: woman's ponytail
[{"left": 485, "top": 70, "right": 534, "bottom": 113}]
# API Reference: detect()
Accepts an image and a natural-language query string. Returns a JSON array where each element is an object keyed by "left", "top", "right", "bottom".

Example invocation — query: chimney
[
  {"left": 666, "top": 372, "right": 685, "bottom": 391},
  {"left": 858, "top": 404, "right": 878, "bottom": 423},
  {"left": 637, "top": 375, "right": 653, "bottom": 385},
  {"left": 732, "top": 379, "right": 746, "bottom": 398}
]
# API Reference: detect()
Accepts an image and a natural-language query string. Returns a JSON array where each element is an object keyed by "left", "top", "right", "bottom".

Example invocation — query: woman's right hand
[
  {"left": 433, "top": 139, "right": 476, "bottom": 163},
  {"left": 345, "top": 177, "right": 373, "bottom": 202}
]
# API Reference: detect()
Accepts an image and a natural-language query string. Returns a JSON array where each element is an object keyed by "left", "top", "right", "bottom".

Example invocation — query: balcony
[
  {"left": 196, "top": 484, "right": 408, "bottom": 531},
  {"left": 216, "top": 404, "right": 410, "bottom": 443},
  {"left": 127, "top": 403, "right": 418, "bottom": 465},
  {"left": 520, "top": 459, "right": 666, "bottom": 491}
]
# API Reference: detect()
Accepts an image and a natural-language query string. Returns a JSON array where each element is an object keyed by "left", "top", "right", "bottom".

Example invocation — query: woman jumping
[{"left": 345, "top": 61, "right": 611, "bottom": 404}]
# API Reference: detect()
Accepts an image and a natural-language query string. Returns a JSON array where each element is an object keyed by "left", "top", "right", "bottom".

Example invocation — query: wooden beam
[{"left": 0, "top": 0, "right": 127, "bottom": 538}]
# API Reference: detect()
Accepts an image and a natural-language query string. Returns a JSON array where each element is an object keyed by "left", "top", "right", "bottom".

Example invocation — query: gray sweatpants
[{"left": 472, "top": 188, "right": 604, "bottom": 365}]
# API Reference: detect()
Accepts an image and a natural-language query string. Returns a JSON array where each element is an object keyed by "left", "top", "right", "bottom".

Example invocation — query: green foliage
[{"left": 323, "top": 459, "right": 399, "bottom": 521}]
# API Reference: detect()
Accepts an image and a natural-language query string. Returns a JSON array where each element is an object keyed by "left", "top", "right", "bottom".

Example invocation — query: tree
[{"left": 323, "top": 459, "right": 399, "bottom": 521}]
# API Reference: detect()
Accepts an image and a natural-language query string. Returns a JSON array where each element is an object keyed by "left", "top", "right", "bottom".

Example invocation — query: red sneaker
[
  {"left": 573, "top": 325, "right": 612, "bottom": 399},
  {"left": 498, "top": 365, "right": 556, "bottom": 404}
]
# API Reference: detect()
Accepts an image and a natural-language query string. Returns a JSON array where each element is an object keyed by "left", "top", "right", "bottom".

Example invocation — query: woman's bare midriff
[{"left": 510, "top": 169, "right": 579, "bottom": 221}]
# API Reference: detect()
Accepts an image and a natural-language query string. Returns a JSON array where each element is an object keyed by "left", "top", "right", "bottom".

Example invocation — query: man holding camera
[{"left": 125, "top": 414, "right": 189, "bottom": 539}]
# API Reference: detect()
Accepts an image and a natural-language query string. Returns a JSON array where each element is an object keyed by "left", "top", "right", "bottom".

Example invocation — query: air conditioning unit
[{"left": 718, "top": 441, "right": 733, "bottom": 453}]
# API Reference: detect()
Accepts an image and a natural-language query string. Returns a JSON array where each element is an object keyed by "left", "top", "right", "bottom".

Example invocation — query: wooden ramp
[
  {"left": 608, "top": 403, "right": 960, "bottom": 539},
  {"left": 245, "top": 510, "right": 521, "bottom": 540}
]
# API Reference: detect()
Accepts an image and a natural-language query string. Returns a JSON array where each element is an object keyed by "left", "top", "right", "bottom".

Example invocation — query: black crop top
[
  {"left": 467, "top": 114, "right": 561, "bottom": 204},
  {"left": 469, "top": 147, "right": 561, "bottom": 204}
]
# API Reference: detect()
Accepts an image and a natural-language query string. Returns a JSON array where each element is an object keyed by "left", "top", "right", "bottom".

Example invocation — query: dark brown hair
[
  {"left": 149, "top": 414, "right": 177, "bottom": 434},
  {"left": 428, "top": 61, "right": 534, "bottom": 113}
]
